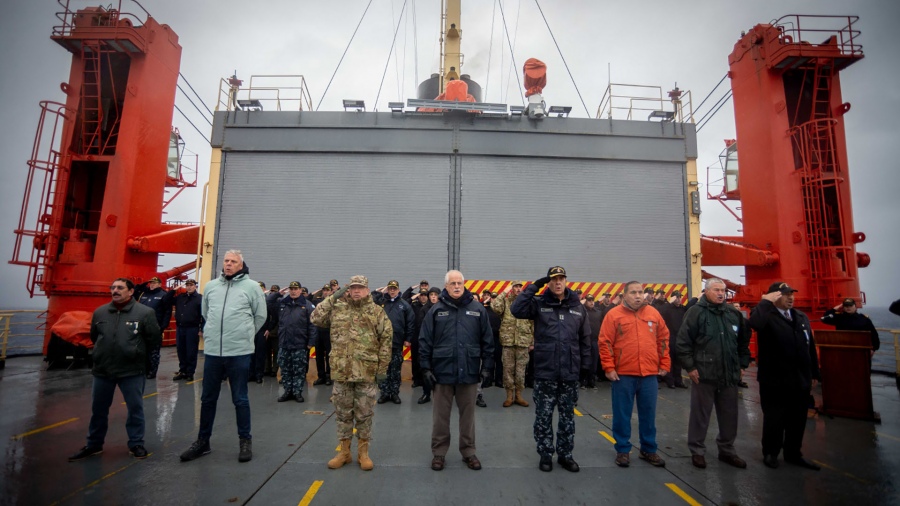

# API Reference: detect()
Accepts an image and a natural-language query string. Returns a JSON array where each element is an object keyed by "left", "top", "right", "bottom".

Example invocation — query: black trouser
[
  {"left": 265, "top": 327, "right": 279, "bottom": 374},
  {"left": 665, "top": 335, "right": 684, "bottom": 387},
  {"left": 493, "top": 333, "right": 504, "bottom": 386},
  {"left": 315, "top": 329, "right": 331, "bottom": 380},
  {"left": 759, "top": 383, "right": 810, "bottom": 459},
  {"left": 251, "top": 329, "right": 266, "bottom": 380},
  {"left": 411, "top": 336, "right": 422, "bottom": 385},
  {"left": 524, "top": 349, "right": 535, "bottom": 388}
]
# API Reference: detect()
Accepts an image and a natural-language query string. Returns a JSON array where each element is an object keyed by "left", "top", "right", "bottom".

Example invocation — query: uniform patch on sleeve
[{"left": 466, "top": 310, "right": 480, "bottom": 316}]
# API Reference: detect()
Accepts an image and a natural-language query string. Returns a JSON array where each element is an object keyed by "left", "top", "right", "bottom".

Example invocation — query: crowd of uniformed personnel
[{"left": 67, "top": 249, "right": 885, "bottom": 476}]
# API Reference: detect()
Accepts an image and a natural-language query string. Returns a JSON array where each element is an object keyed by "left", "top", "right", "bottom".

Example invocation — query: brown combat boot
[
  {"left": 358, "top": 439, "right": 374, "bottom": 471},
  {"left": 514, "top": 389, "right": 529, "bottom": 407},
  {"left": 328, "top": 439, "right": 352, "bottom": 469},
  {"left": 502, "top": 389, "right": 514, "bottom": 408}
]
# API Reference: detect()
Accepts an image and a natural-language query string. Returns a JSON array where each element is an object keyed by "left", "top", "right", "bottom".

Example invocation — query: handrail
[
  {"left": 0, "top": 310, "right": 46, "bottom": 363},
  {"left": 772, "top": 15, "right": 862, "bottom": 57},
  {"left": 596, "top": 82, "right": 693, "bottom": 123},
  {"left": 53, "top": 0, "right": 150, "bottom": 38},
  {"left": 875, "top": 327, "right": 900, "bottom": 378},
  {"left": 216, "top": 75, "right": 313, "bottom": 112}
]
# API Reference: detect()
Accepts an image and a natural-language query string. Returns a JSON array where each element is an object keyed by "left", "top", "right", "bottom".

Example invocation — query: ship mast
[{"left": 440, "top": 0, "right": 462, "bottom": 94}]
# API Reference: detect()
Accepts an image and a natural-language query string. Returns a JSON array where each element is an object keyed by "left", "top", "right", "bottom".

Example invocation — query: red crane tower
[
  {"left": 702, "top": 15, "right": 869, "bottom": 317},
  {"left": 10, "top": 1, "right": 199, "bottom": 362}
]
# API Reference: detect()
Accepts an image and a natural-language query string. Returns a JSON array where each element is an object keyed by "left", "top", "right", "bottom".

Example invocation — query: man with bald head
[{"left": 419, "top": 270, "right": 494, "bottom": 471}]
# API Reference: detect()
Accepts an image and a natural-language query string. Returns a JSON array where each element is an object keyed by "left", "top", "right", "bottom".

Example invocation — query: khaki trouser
[
  {"left": 431, "top": 383, "right": 478, "bottom": 458},
  {"left": 332, "top": 381, "right": 377, "bottom": 440},
  {"left": 502, "top": 346, "right": 530, "bottom": 391}
]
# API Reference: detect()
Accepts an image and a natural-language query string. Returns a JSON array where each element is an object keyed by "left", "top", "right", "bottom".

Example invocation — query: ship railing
[
  {"left": 875, "top": 327, "right": 900, "bottom": 381},
  {"left": 0, "top": 310, "right": 46, "bottom": 367},
  {"left": 596, "top": 83, "right": 693, "bottom": 123},
  {"left": 772, "top": 15, "right": 863, "bottom": 58},
  {"left": 53, "top": 0, "right": 150, "bottom": 38},
  {"left": 216, "top": 75, "right": 313, "bottom": 112}
]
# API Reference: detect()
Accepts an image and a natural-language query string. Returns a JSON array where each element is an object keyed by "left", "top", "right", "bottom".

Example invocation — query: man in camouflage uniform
[
  {"left": 311, "top": 275, "right": 392, "bottom": 471},
  {"left": 373, "top": 280, "right": 415, "bottom": 405},
  {"left": 512, "top": 267, "right": 592, "bottom": 473},
  {"left": 491, "top": 281, "right": 534, "bottom": 408}
]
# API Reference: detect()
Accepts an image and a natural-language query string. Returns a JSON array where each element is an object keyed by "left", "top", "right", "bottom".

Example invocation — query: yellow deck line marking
[
  {"left": 811, "top": 460, "right": 873, "bottom": 485},
  {"left": 598, "top": 431, "right": 616, "bottom": 444},
  {"left": 121, "top": 391, "right": 158, "bottom": 405},
  {"left": 573, "top": 408, "right": 582, "bottom": 417},
  {"left": 186, "top": 377, "right": 203, "bottom": 384},
  {"left": 665, "top": 483, "right": 702, "bottom": 506},
  {"left": 11, "top": 417, "right": 79, "bottom": 440},
  {"left": 875, "top": 431, "right": 900, "bottom": 442},
  {"left": 49, "top": 462, "right": 136, "bottom": 506},
  {"left": 298, "top": 480, "right": 324, "bottom": 506}
]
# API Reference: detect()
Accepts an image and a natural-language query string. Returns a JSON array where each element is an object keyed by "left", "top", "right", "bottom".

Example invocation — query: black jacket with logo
[
  {"left": 510, "top": 285, "right": 592, "bottom": 382},
  {"left": 750, "top": 299, "right": 820, "bottom": 390},
  {"left": 91, "top": 299, "right": 161, "bottom": 378},
  {"left": 419, "top": 289, "right": 494, "bottom": 385},
  {"left": 277, "top": 295, "right": 317, "bottom": 350}
]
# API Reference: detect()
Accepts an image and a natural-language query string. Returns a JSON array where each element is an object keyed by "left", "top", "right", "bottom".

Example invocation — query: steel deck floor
[{"left": 2, "top": 349, "right": 898, "bottom": 506}]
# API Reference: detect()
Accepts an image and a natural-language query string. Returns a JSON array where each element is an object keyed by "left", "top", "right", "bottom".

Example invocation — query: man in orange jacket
[{"left": 599, "top": 280, "right": 671, "bottom": 468}]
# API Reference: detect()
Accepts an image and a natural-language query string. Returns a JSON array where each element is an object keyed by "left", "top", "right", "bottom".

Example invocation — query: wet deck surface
[{"left": 2, "top": 348, "right": 899, "bottom": 506}]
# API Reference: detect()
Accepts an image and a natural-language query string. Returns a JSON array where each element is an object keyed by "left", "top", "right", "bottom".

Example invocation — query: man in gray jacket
[
  {"left": 180, "top": 250, "right": 267, "bottom": 463},
  {"left": 69, "top": 278, "right": 161, "bottom": 461}
]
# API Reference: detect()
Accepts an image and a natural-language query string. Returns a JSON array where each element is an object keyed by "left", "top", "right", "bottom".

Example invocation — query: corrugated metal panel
[
  {"left": 215, "top": 152, "right": 451, "bottom": 289},
  {"left": 458, "top": 156, "right": 687, "bottom": 283}
]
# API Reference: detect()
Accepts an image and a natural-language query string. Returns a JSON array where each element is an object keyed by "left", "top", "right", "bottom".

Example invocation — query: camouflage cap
[
  {"left": 512, "top": 280, "right": 525, "bottom": 287},
  {"left": 149, "top": 276, "right": 161, "bottom": 283},
  {"left": 387, "top": 280, "right": 400, "bottom": 289},
  {"left": 349, "top": 275, "right": 368, "bottom": 288}
]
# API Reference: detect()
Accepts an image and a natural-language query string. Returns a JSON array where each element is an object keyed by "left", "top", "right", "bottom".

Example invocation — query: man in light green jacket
[{"left": 180, "top": 249, "right": 267, "bottom": 464}]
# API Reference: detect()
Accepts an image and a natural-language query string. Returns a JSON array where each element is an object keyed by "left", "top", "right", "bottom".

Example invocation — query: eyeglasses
[{"left": 109, "top": 285, "right": 128, "bottom": 291}]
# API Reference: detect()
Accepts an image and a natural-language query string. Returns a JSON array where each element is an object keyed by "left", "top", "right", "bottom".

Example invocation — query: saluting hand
[
  {"left": 761, "top": 291, "right": 782, "bottom": 303},
  {"left": 533, "top": 276, "right": 551, "bottom": 289}
]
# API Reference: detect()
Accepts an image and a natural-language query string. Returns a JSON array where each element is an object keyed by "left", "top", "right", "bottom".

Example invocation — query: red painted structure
[
  {"left": 702, "top": 15, "right": 869, "bottom": 317},
  {"left": 10, "top": 2, "right": 198, "bottom": 358}
]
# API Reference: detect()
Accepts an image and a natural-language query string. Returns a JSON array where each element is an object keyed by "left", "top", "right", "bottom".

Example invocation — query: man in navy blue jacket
[
  {"left": 172, "top": 279, "right": 203, "bottom": 381},
  {"left": 419, "top": 270, "right": 494, "bottom": 472},
  {"left": 512, "top": 266, "right": 592, "bottom": 473}
]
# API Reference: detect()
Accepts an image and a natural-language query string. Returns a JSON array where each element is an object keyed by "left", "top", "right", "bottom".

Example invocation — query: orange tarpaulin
[
  {"left": 523, "top": 58, "right": 547, "bottom": 97},
  {"left": 51, "top": 311, "right": 93, "bottom": 348},
  {"left": 418, "top": 79, "right": 476, "bottom": 112}
]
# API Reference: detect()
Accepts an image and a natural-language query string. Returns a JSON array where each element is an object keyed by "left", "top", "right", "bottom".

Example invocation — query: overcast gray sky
[{"left": 1, "top": 0, "right": 897, "bottom": 310}]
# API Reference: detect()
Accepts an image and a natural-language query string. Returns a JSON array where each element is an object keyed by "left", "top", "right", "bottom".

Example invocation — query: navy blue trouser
[
  {"left": 87, "top": 374, "right": 145, "bottom": 448},
  {"left": 199, "top": 354, "right": 252, "bottom": 441},
  {"left": 176, "top": 326, "right": 200, "bottom": 375}
]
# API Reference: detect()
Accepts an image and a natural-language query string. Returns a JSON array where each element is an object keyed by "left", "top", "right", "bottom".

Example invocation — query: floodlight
[
  {"left": 388, "top": 102, "right": 404, "bottom": 113},
  {"left": 343, "top": 99, "right": 366, "bottom": 112},
  {"left": 510, "top": 105, "right": 525, "bottom": 116},
  {"left": 236, "top": 99, "right": 263, "bottom": 111},
  {"left": 548, "top": 105, "right": 572, "bottom": 117},
  {"left": 648, "top": 110, "right": 676, "bottom": 122}
]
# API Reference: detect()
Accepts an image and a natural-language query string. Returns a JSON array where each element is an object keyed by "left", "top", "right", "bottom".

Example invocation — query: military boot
[
  {"left": 328, "top": 439, "right": 352, "bottom": 469},
  {"left": 502, "top": 389, "right": 514, "bottom": 408},
  {"left": 514, "top": 389, "right": 529, "bottom": 407},
  {"left": 358, "top": 439, "right": 374, "bottom": 471}
]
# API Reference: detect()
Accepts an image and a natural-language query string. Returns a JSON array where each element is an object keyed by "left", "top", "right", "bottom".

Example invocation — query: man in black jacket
[
  {"left": 263, "top": 285, "right": 282, "bottom": 377},
  {"left": 69, "top": 278, "right": 162, "bottom": 462},
  {"left": 511, "top": 266, "right": 592, "bottom": 473},
  {"left": 411, "top": 288, "right": 432, "bottom": 403},
  {"left": 820, "top": 298, "right": 880, "bottom": 362},
  {"left": 135, "top": 276, "right": 174, "bottom": 379},
  {"left": 173, "top": 279, "right": 203, "bottom": 381},
  {"left": 374, "top": 280, "right": 415, "bottom": 405},
  {"left": 750, "top": 282, "right": 821, "bottom": 471},
  {"left": 663, "top": 291, "right": 688, "bottom": 389},
  {"left": 583, "top": 294, "right": 602, "bottom": 389},
  {"left": 482, "top": 289, "right": 503, "bottom": 393},
  {"left": 676, "top": 279, "right": 750, "bottom": 470},
  {"left": 419, "top": 270, "right": 494, "bottom": 471},
  {"left": 275, "top": 282, "right": 317, "bottom": 402},
  {"left": 310, "top": 284, "right": 333, "bottom": 386}
]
